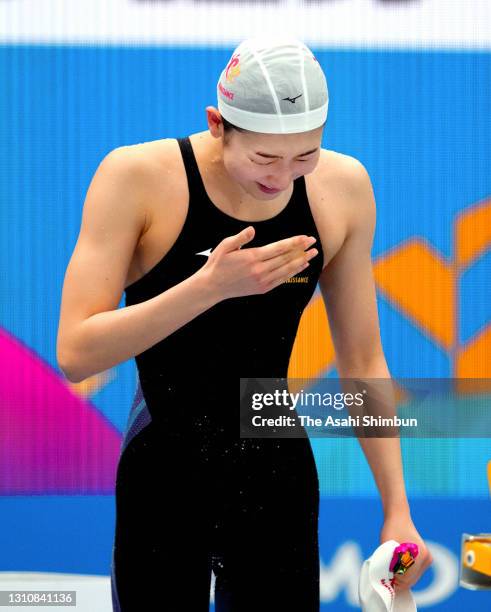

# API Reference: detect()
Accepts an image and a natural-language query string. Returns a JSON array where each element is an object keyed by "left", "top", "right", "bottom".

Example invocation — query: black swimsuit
[{"left": 110, "top": 136, "right": 325, "bottom": 611}]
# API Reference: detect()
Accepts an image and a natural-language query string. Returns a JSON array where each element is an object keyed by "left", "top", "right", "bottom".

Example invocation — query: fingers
[
  {"left": 261, "top": 246, "right": 319, "bottom": 275},
  {"left": 261, "top": 247, "right": 318, "bottom": 290},
  {"left": 256, "top": 235, "right": 317, "bottom": 262},
  {"left": 254, "top": 235, "right": 318, "bottom": 276},
  {"left": 393, "top": 551, "right": 433, "bottom": 592},
  {"left": 217, "top": 231, "right": 316, "bottom": 265},
  {"left": 392, "top": 571, "right": 416, "bottom": 593},
  {"left": 218, "top": 226, "right": 256, "bottom": 254},
  {"left": 416, "top": 547, "right": 433, "bottom": 572}
]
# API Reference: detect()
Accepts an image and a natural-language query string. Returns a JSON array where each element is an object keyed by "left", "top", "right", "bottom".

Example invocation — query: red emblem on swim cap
[{"left": 225, "top": 53, "right": 241, "bottom": 83}]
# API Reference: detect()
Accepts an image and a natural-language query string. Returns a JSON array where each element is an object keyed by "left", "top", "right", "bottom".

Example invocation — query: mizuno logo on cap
[{"left": 282, "top": 94, "right": 303, "bottom": 104}]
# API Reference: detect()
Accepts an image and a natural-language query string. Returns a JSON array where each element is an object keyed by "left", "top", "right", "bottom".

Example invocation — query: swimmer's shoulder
[
  {"left": 308, "top": 147, "right": 371, "bottom": 218},
  {"left": 123, "top": 136, "right": 189, "bottom": 189},
  {"left": 316, "top": 147, "right": 370, "bottom": 189},
  {"left": 308, "top": 148, "right": 374, "bottom": 270},
  {"left": 120, "top": 137, "right": 183, "bottom": 188},
  {"left": 115, "top": 137, "right": 189, "bottom": 232}
]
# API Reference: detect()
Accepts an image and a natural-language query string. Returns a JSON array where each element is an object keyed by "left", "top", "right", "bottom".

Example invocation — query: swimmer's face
[{"left": 207, "top": 108, "right": 323, "bottom": 199}]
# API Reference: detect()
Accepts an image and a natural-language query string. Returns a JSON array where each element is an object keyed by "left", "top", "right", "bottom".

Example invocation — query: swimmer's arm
[
  {"left": 56, "top": 147, "right": 219, "bottom": 384},
  {"left": 318, "top": 158, "right": 409, "bottom": 517},
  {"left": 318, "top": 162, "right": 433, "bottom": 583}
]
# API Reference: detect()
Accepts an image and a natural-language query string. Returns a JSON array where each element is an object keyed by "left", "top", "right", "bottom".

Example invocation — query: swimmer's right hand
[{"left": 198, "top": 226, "right": 319, "bottom": 300}]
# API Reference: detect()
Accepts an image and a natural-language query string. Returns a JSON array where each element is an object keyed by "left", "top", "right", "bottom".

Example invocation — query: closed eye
[{"left": 251, "top": 159, "right": 310, "bottom": 165}]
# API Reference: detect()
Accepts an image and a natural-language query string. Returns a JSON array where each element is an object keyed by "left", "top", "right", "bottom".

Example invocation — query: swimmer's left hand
[{"left": 380, "top": 514, "right": 433, "bottom": 591}]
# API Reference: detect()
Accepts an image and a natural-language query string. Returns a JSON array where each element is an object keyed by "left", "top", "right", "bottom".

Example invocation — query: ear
[{"left": 205, "top": 106, "right": 224, "bottom": 139}]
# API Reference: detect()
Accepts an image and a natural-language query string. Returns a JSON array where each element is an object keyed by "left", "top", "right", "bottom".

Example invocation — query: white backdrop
[{"left": 1, "top": 0, "right": 490, "bottom": 48}]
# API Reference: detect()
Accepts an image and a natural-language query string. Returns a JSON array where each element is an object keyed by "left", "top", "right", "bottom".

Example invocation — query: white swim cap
[
  {"left": 359, "top": 540, "right": 418, "bottom": 612},
  {"left": 217, "top": 37, "right": 329, "bottom": 134}
]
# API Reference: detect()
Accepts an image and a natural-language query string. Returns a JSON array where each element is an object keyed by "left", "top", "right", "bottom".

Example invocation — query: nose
[{"left": 266, "top": 173, "right": 293, "bottom": 190}]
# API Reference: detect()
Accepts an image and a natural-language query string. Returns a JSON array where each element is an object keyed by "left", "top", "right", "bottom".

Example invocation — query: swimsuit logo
[
  {"left": 195, "top": 248, "right": 213, "bottom": 257},
  {"left": 284, "top": 276, "right": 309, "bottom": 284},
  {"left": 282, "top": 94, "right": 303, "bottom": 104},
  {"left": 225, "top": 53, "right": 241, "bottom": 83}
]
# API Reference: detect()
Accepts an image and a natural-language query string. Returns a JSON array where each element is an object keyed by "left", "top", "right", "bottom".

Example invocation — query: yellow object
[{"left": 463, "top": 541, "right": 491, "bottom": 577}]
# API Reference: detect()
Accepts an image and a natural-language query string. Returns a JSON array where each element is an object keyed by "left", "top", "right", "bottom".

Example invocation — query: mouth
[{"left": 257, "top": 182, "right": 281, "bottom": 194}]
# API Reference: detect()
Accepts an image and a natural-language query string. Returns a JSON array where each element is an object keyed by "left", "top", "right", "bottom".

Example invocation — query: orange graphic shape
[
  {"left": 288, "top": 293, "right": 335, "bottom": 391},
  {"left": 456, "top": 324, "right": 491, "bottom": 378},
  {"left": 373, "top": 238, "right": 455, "bottom": 350},
  {"left": 66, "top": 369, "right": 113, "bottom": 398},
  {"left": 455, "top": 197, "right": 491, "bottom": 269}
]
